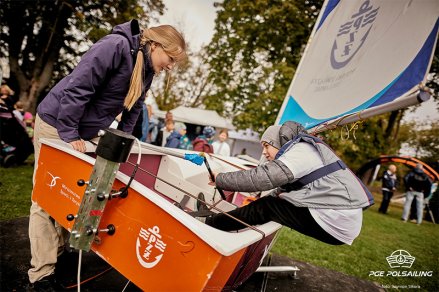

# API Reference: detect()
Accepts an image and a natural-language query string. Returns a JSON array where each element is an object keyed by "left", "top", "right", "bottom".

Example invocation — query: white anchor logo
[{"left": 47, "top": 172, "right": 60, "bottom": 189}]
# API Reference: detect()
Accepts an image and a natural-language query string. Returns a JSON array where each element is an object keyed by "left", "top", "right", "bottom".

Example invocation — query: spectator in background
[
  {"left": 12, "top": 101, "right": 25, "bottom": 124},
  {"left": 165, "top": 111, "right": 173, "bottom": 123},
  {"left": 158, "top": 110, "right": 173, "bottom": 130},
  {"left": 13, "top": 101, "right": 25, "bottom": 121},
  {"left": 165, "top": 122, "right": 187, "bottom": 149},
  {"left": 378, "top": 164, "right": 398, "bottom": 214},
  {"left": 145, "top": 94, "right": 159, "bottom": 143},
  {"left": 402, "top": 164, "right": 432, "bottom": 224},
  {"left": 212, "top": 129, "right": 231, "bottom": 156},
  {"left": 0, "top": 84, "right": 17, "bottom": 111},
  {"left": 23, "top": 112, "right": 35, "bottom": 140},
  {"left": 140, "top": 100, "right": 150, "bottom": 142},
  {"left": 154, "top": 119, "right": 174, "bottom": 147},
  {"left": 192, "top": 126, "right": 215, "bottom": 153},
  {"left": 180, "top": 130, "right": 192, "bottom": 150}
]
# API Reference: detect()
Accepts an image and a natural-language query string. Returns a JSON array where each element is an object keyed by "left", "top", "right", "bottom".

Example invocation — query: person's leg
[
  {"left": 379, "top": 191, "right": 391, "bottom": 213},
  {"left": 415, "top": 192, "right": 424, "bottom": 224},
  {"left": 384, "top": 191, "right": 393, "bottom": 213},
  {"left": 205, "top": 196, "right": 343, "bottom": 245},
  {"left": 150, "top": 123, "right": 158, "bottom": 143},
  {"left": 378, "top": 191, "right": 385, "bottom": 213},
  {"left": 140, "top": 104, "right": 149, "bottom": 142},
  {"left": 402, "top": 191, "right": 414, "bottom": 221},
  {"left": 28, "top": 115, "right": 68, "bottom": 283},
  {"left": 28, "top": 203, "right": 62, "bottom": 283}
]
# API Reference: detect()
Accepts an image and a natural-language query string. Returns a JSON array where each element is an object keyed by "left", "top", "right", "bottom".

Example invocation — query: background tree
[
  {"left": 321, "top": 112, "right": 404, "bottom": 171},
  {"left": 150, "top": 48, "right": 214, "bottom": 111},
  {"left": 398, "top": 120, "right": 439, "bottom": 169},
  {"left": 206, "top": 0, "right": 323, "bottom": 132},
  {"left": 0, "top": 0, "right": 165, "bottom": 114},
  {"left": 204, "top": 0, "right": 437, "bottom": 171},
  {"left": 426, "top": 44, "right": 439, "bottom": 104}
]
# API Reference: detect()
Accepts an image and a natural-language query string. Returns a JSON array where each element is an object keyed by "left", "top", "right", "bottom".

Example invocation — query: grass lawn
[
  {"left": 1, "top": 160, "right": 437, "bottom": 290},
  {"left": 0, "top": 156, "right": 34, "bottom": 220},
  {"left": 272, "top": 196, "right": 438, "bottom": 291}
]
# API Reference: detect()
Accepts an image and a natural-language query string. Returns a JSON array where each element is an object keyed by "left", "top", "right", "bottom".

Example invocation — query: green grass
[
  {"left": 0, "top": 155, "right": 34, "bottom": 220},
  {"left": 272, "top": 198, "right": 439, "bottom": 291},
  {"left": 1, "top": 161, "right": 438, "bottom": 290}
]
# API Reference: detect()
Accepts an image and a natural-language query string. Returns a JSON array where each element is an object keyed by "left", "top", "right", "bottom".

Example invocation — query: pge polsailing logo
[
  {"left": 369, "top": 249, "right": 433, "bottom": 278},
  {"left": 386, "top": 250, "right": 415, "bottom": 268}
]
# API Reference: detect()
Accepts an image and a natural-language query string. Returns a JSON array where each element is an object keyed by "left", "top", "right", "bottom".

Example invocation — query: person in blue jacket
[
  {"left": 28, "top": 19, "right": 186, "bottom": 289},
  {"left": 165, "top": 122, "right": 187, "bottom": 149}
]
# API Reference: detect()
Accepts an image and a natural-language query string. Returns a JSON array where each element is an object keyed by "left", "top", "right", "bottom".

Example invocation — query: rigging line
[
  {"left": 61, "top": 267, "right": 113, "bottom": 289},
  {"left": 334, "top": 112, "right": 354, "bottom": 128},
  {"left": 122, "top": 280, "right": 131, "bottom": 292},
  {"left": 350, "top": 120, "right": 364, "bottom": 140},
  {"left": 340, "top": 124, "right": 350, "bottom": 140},
  {"left": 210, "top": 154, "right": 246, "bottom": 170},
  {"left": 77, "top": 249, "right": 82, "bottom": 292},
  {"left": 125, "top": 161, "right": 266, "bottom": 239}
]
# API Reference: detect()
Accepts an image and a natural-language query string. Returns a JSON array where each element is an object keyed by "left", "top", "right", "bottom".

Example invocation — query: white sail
[{"left": 275, "top": 0, "right": 439, "bottom": 129}]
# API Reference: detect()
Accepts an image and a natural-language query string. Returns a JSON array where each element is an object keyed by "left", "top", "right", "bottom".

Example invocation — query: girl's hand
[{"left": 69, "top": 139, "right": 86, "bottom": 153}]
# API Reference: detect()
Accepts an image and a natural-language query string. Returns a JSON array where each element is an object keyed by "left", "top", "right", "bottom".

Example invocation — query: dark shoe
[
  {"left": 54, "top": 249, "right": 79, "bottom": 284},
  {"left": 196, "top": 192, "right": 209, "bottom": 211},
  {"left": 27, "top": 274, "right": 63, "bottom": 292},
  {"left": 188, "top": 193, "right": 214, "bottom": 218}
]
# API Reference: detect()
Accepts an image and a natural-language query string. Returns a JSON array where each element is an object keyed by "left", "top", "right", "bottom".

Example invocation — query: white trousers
[{"left": 28, "top": 115, "right": 68, "bottom": 283}]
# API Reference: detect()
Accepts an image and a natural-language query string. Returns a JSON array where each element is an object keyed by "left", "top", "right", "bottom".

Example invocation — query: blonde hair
[
  {"left": 124, "top": 25, "right": 187, "bottom": 110},
  {"left": 1, "top": 84, "right": 15, "bottom": 96}
]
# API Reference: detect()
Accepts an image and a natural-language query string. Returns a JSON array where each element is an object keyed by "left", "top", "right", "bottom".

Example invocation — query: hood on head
[{"left": 279, "top": 121, "right": 306, "bottom": 146}]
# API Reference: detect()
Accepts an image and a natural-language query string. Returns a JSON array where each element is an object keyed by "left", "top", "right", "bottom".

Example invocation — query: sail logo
[
  {"left": 47, "top": 172, "right": 61, "bottom": 189},
  {"left": 386, "top": 249, "right": 415, "bottom": 269},
  {"left": 136, "top": 226, "right": 167, "bottom": 269},
  {"left": 330, "top": 0, "right": 379, "bottom": 69}
]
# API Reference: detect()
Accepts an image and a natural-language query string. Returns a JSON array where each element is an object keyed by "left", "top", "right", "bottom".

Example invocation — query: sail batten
[{"left": 276, "top": 0, "right": 439, "bottom": 129}]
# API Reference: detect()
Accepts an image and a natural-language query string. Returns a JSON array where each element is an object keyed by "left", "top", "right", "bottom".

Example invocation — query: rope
[
  {"left": 122, "top": 280, "right": 131, "bottom": 292},
  {"left": 77, "top": 250, "right": 82, "bottom": 292},
  {"left": 61, "top": 267, "right": 113, "bottom": 289},
  {"left": 209, "top": 154, "right": 246, "bottom": 170}
]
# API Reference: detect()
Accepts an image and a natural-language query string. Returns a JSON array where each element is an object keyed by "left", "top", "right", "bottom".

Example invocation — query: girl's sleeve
[{"left": 57, "top": 35, "right": 127, "bottom": 142}]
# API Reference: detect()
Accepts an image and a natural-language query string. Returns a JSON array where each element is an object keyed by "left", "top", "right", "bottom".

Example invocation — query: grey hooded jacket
[
  {"left": 216, "top": 133, "right": 374, "bottom": 209},
  {"left": 37, "top": 20, "right": 154, "bottom": 142}
]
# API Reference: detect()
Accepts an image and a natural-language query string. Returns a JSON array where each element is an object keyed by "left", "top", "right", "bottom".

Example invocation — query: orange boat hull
[{"left": 33, "top": 142, "right": 278, "bottom": 290}]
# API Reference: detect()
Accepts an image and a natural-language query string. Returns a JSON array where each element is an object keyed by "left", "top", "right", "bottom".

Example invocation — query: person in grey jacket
[
  {"left": 28, "top": 20, "right": 186, "bottom": 289},
  {"left": 206, "top": 121, "right": 374, "bottom": 246}
]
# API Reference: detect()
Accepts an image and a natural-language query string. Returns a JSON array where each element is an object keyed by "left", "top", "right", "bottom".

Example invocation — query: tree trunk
[
  {"left": 385, "top": 110, "right": 400, "bottom": 141},
  {"left": 7, "top": 1, "right": 74, "bottom": 114}
]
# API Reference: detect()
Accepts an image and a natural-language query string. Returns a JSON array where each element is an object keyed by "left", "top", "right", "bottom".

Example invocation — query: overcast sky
[{"left": 151, "top": 0, "right": 218, "bottom": 51}]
